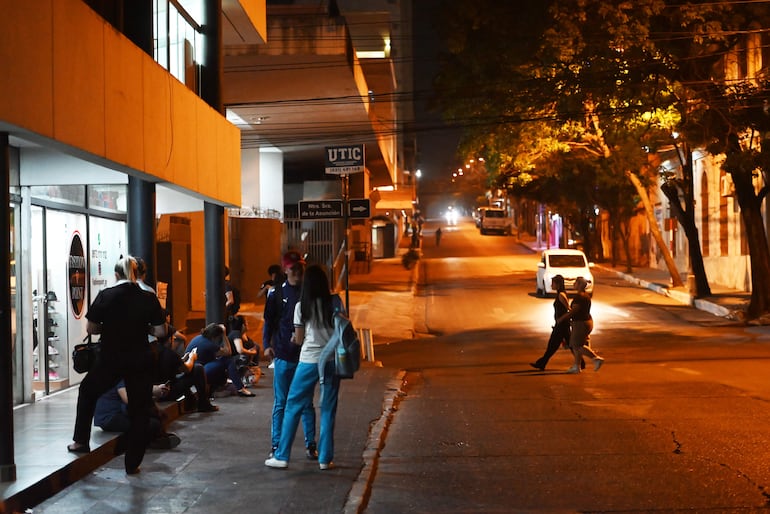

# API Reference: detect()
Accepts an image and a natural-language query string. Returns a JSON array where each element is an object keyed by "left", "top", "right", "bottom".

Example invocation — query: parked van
[{"left": 480, "top": 208, "right": 512, "bottom": 235}]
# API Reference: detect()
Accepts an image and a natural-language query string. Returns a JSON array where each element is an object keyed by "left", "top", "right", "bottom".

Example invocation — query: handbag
[{"left": 72, "top": 338, "right": 101, "bottom": 374}]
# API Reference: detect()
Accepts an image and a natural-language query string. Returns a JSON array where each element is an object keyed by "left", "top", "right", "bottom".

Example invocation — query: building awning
[{"left": 370, "top": 189, "right": 415, "bottom": 211}]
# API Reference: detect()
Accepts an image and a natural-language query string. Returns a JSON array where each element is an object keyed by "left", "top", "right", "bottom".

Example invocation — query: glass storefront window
[
  {"left": 87, "top": 185, "right": 127, "bottom": 214},
  {"left": 30, "top": 185, "right": 86, "bottom": 207}
]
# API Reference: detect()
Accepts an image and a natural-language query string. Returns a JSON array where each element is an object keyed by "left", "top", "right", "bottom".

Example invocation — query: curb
[
  {"left": 344, "top": 370, "right": 408, "bottom": 514},
  {"left": 598, "top": 266, "right": 731, "bottom": 318}
]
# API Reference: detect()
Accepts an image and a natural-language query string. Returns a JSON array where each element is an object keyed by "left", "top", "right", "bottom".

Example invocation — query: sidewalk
[{"left": 0, "top": 254, "right": 418, "bottom": 514}]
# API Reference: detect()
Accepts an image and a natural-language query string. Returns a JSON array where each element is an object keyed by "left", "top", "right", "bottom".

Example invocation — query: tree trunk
[
  {"left": 660, "top": 184, "right": 712, "bottom": 298},
  {"left": 620, "top": 219, "right": 633, "bottom": 273},
  {"left": 626, "top": 171, "right": 684, "bottom": 287},
  {"left": 731, "top": 172, "right": 770, "bottom": 319}
]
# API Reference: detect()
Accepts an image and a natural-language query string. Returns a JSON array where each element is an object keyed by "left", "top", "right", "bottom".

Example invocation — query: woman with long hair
[
  {"left": 559, "top": 276, "right": 604, "bottom": 374},
  {"left": 68, "top": 255, "right": 167, "bottom": 474},
  {"left": 530, "top": 275, "right": 576, "bottom": 371},
  {"left": 265, "top": 264, "right": 343, "bottom": 470}
]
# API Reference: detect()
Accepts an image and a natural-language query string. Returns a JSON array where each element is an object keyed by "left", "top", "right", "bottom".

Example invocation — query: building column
[
  {"left": 201, "top": 0, "right": 223, "bottom": 113},
  {"left": 127, "top": 177, "right": 157, "bottom": 287},
  {"left": 202, "top": 0, "right": 225, "bottom": 325},
  {"left": 204, "top": 203, "right": 225, "bottom": 325},
  {"left": 123, "top": 0, "right": 154, "bottom": 56},
  {"left": 0, "top": 133, "right": 16, "bottom": 482}
]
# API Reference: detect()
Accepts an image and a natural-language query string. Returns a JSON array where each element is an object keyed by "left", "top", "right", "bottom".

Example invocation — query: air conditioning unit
[{"left": 720, "top": 174, "right": 735, "bottom": 197}]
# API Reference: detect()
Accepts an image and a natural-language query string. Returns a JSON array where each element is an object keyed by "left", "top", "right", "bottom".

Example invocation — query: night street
[{"left": 367, "top": 220, "right": 770, "bottom": 512}]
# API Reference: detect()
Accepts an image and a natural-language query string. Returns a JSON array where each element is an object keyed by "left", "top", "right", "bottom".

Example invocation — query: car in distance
[
  {"left": 536, "top": 249, "right": 594, "bottom": 296},
  {"left": 479, "top": 207, "right": 512, "bottom": 235}
]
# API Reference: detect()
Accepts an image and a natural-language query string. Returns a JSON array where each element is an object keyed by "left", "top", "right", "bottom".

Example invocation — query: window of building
[
  {"left": 153, "top": 0, "right": 203, "bottom": 93},
  {"left": 87, "top": 185, "right": 127, "bottom": 214},
  {"left": 30, "top": 186, "right": 86, "bottom": 207}
]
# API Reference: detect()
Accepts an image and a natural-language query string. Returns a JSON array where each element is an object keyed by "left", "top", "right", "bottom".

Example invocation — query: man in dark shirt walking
[{"left": 262, "top": 251, "right": 317, "bottom": 459}]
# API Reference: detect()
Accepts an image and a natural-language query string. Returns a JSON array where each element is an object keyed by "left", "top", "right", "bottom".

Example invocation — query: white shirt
[{"left": 293, "top": 300, "right": 334, "bottom": 364}]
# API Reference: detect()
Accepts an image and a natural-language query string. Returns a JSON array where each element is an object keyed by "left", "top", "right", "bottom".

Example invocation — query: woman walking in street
[
  {"left": 558, "top": 276, "right": 604, "bottom": 374},
  {"left": 68, "top": 255, "right": 167, "bottom": 474},
  {"left": 265, "top": 265, "right": 344, "bottom": 470},
  {"left": 530, "top": 275, "right": 584, "bottom": 371}
]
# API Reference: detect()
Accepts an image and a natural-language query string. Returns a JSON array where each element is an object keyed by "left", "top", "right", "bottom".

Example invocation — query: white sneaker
[
  {"left": 594, "top": 357, "right": 604, "bottom": 372},
  {"left": 265, "top": 457, "right": 288, "bottom": 469},
  {"left": 566, "top": 366, "right": 581, "bottom": 374},
  {"left": 319, "top": 462, "right": 334, "bottom": 470}
]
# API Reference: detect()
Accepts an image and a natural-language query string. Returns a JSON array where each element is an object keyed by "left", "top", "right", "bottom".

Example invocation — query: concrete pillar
[
  {"left": 128, "top": 177, "right": 157, "bottom": 288},
  {"left": 0, "top": 133, "right": 17, "bottom": 482},
  {"left": 204, "top": 203, "right": 225, "bottom": 325}
]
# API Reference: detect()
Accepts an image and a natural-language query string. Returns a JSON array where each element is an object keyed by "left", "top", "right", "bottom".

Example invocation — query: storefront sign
[
  {"left": 69, "top": 233, "right": 86, "bottom": 318},
  {"left": 324, "top": 144, "right": 365, "bottom": 175}
]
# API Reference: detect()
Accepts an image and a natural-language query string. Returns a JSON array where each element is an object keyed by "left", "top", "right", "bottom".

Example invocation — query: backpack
[{"left": 318, "top": 305, "right": 361, "bottom": 383}]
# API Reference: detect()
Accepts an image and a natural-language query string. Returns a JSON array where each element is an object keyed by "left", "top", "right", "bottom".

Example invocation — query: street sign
[
  {"left": 299, "top": 200, "right": 343, "bottom": 220},
  {"left": 348, "top": 198, "right": 371, "bottom": 218},
  {"left": 325, "top": 144, "right": 365, "bottom": 175}
]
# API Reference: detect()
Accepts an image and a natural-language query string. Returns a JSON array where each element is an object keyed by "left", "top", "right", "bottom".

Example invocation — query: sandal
[
  {"left": 67, "top": 442, "right": 90, "bottom": 453},
  {"left": 237, "top": 390, "right": 256, "bottom": 397}
]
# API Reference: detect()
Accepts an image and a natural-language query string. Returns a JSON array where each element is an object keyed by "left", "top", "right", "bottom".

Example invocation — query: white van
[{"left": 480, "top": 208, "right": 512, "bottom": 235}]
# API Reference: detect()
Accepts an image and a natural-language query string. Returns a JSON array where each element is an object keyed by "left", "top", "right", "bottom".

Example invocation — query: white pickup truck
[{"left": 480, "top": 208, "right": 512, "bottom": 235}]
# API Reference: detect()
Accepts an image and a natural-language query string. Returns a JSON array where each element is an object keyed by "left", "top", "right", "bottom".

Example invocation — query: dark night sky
[
  {"left": 409, "top": 1, "right": 552, "bottom": 187},
  {"left": 412, "top": 0, "right": 462, "bottom": 183}
]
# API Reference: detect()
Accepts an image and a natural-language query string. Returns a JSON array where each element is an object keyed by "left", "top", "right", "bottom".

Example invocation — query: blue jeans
[
  {"left": 271, "top": 358, "right": 316, "bottom": 449},
  {"left": 275, "top": 360, "right": 339, "bottom": 464}
]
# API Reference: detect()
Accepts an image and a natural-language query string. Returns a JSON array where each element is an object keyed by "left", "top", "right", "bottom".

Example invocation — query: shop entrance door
[{"left": 30, "top": 207, "right": 88, "bottom": 396}]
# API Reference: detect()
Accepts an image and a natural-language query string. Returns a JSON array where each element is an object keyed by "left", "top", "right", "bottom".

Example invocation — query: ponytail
[{"left": 114, "top": 255, "right": 138, "bottom": 282}]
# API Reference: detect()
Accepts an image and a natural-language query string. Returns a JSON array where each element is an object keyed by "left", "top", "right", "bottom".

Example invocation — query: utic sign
[{"left": 325, "top": 144, "right": 365, "bottom": 175}]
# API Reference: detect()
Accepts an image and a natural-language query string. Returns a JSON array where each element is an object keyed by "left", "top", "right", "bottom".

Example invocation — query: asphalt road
[{"left": 366, "top": 220, "right": 770, "bottom": 513}]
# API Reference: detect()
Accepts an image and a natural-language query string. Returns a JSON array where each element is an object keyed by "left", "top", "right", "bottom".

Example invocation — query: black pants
[
  {"left": 164, "top": 363, "right": 214, "bottom": 410},
  {"left": 533, "top": 322, "right": 572, "bottom": 369},
  {"left": 73, "top": 349, "right": 154, "bottom": 472}
]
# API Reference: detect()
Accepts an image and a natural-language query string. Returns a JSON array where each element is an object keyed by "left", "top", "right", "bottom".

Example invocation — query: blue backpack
[{"left": 318, "top": 297, "right": 361, "bottom": 383}]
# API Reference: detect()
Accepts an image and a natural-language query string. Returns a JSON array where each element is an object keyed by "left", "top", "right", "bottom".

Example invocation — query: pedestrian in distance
[
  {"left": 262, "top": 251, "right": 318, "bottom": 460},
  {"left": 265, "top": 265, "right": 344, "bottom": 470},
  {"left": 435, "top": 227, "right": 442, "bottom": 247},
  {"left": 530, "top": 275, "right": 585, "bottom": 371},
  {"left": 68, "top": 255, "right": 168, "bottom": 475},
  {"left": 557, "top": 276, "right": 604, "bottom": 374}
]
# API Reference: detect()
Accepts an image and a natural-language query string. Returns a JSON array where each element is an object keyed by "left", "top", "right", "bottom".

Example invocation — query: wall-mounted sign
[
  {"left": 348, "top": 198, "right": 371, "bottom": 218},
  {"left": 299, "top": 200, "right": 344, "bottom": 220},
  {"left": 325, "top": 144, "right": 365, "bottom": 175},
  {"left": 69, "top": 232, "right": 86, "bottom": 318}
]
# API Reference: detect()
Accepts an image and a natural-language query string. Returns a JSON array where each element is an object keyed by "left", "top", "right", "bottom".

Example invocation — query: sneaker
[
  {"left": 306, "top": 442, "right": 318, "bottom": 460},
  {"left": 594, "top": 357, "right": 604, "bottom": 372},
  {"left": 319, "top": 462, "right": 334, "bottom": 470},
  {"left": 566, "top": 366, "right": 581, "bottom": 374},
  {"left": 267, "top": 446, "right": 277, "bottom": 459},
  {"left": 265, "top": 457, "right": 288, "bottom": 469},
  {"left": 150, "top": 433, "right": 181, "bottom": 450}
]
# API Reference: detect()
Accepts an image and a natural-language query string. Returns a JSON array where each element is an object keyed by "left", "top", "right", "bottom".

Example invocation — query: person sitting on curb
[
  {"left": 186, "top": 323, "right": 255, "bottom": 397},
  {"left": 228, "top": 315, "right": 261, "bottom": 387},
  {"left": 94, "top": 380, "right": 180, "bottom": 451}
]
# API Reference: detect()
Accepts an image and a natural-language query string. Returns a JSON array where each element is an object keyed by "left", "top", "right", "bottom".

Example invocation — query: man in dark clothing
[
  {"left": 69, "top": 255, "right": 167, "bottom": 475},
  {"left": 262, "top": 251, "right": 317, "bottom": 459},
  {"left": 153, "top": 331, "right": 219, "bottom": 413},
  {"left": 94, "top": 380, "right": 180, "bottom": 450}
]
